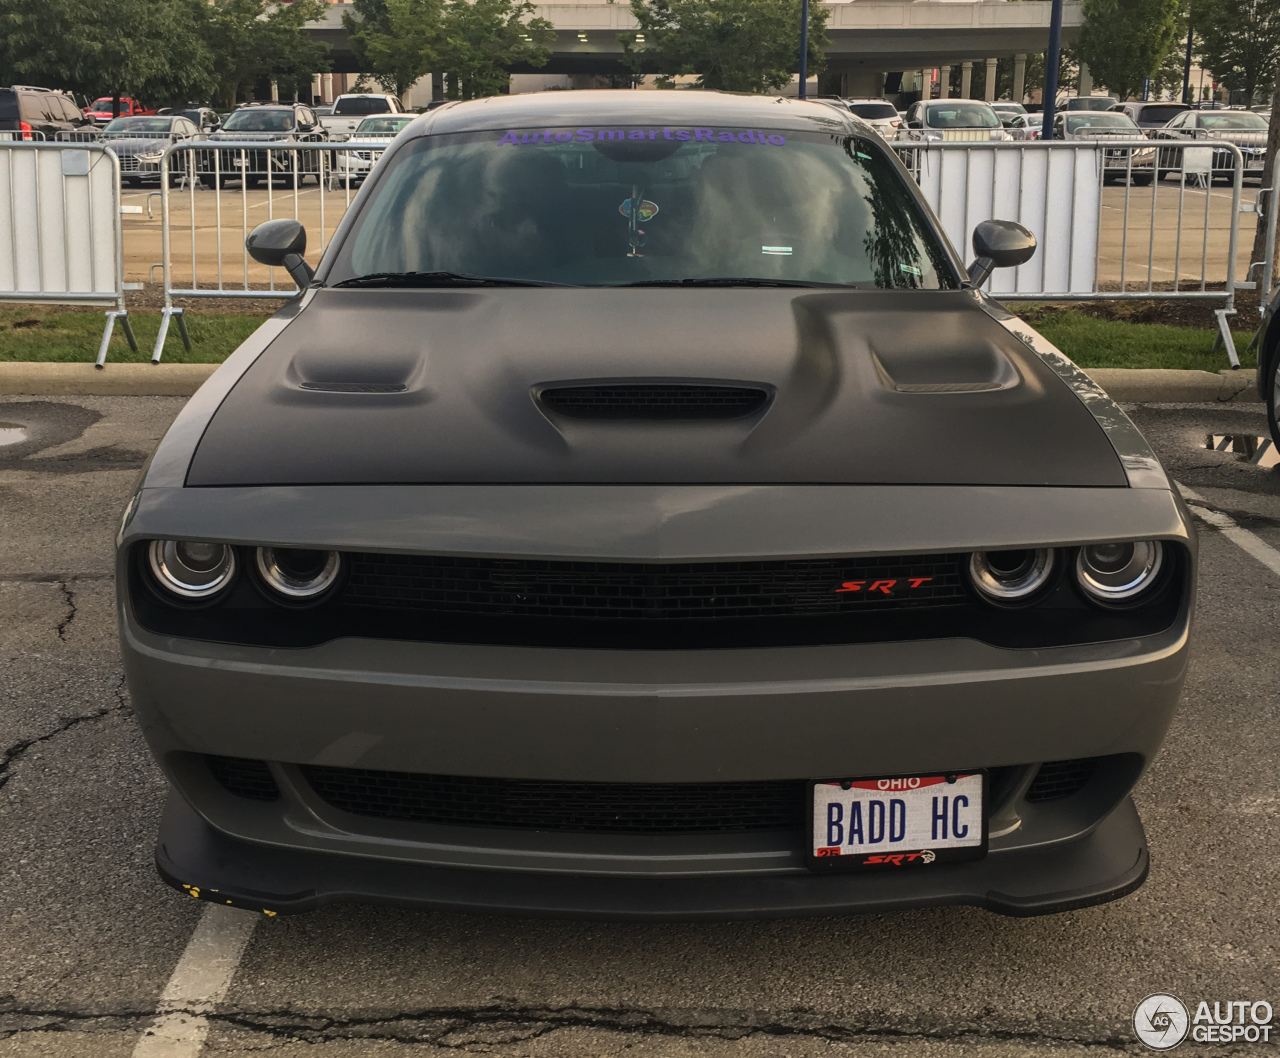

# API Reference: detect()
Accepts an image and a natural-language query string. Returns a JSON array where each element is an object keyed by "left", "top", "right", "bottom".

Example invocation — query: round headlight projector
[
  {"left": 148, "top": 539, "right": 236, "bottom": 599},
  {"left": 968, "top": 548, "right": 1056, "bottom": 604},
  {"left": 255, "top": 547, "right": 342, "bottom": 599},
  {"left": 1075, "top": 540, "right": 1163, "bottom": 602}
]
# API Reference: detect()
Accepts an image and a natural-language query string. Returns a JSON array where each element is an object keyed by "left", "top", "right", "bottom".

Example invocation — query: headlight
[
  {"left": 256, "top": 547, "right": 342, "bottom": 599},
  {"left": 148, "top": 539, "right": 236, "bottom": 598},
  {"left": 968, "top": 549, "right": 1055, "bottom": 605},
  {"left": 1075, "top": 541, "right": 1164, "bottom": 603}
]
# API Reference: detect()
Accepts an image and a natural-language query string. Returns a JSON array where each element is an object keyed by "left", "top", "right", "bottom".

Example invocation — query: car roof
[{"left": 415, "top": 90, "right": 861, "bottom": 137}]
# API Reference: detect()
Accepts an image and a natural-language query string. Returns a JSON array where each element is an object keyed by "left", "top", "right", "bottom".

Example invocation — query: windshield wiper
[
  {"left": 622, "top": 278, "right": 869, "bottom": 288},
  {"left": 334, "top": 271, "right": 567, "bottom": 288}
]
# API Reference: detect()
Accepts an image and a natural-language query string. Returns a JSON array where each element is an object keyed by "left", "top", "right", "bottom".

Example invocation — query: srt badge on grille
[{"left": 836, "top": 577, "right": 933, "bottom": 595}]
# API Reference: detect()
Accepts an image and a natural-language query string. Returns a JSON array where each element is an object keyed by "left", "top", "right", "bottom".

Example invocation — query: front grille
[
  {"left": 343, "top": 554, "right": 966, "bottom": 622},
  {"left": 206, "top": 755, "right": 279, "bottom": 801},
  {"left": 302, "top": 766, "right": 806, "bottom": 833},
  {"left": 1026, "top": 758, "right": 1096, "bottom": 802},
  {"left": 539, "top": 384, "right": 770, "bottom": 420}
]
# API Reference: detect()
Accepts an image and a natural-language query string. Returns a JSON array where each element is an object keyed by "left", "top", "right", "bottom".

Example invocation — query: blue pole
[
  {"left": 1042, "top": 0, "right": 1064, "bottom": 139},
  {"left": 799, "top": 0, "right": 810, "bottom": 99}
]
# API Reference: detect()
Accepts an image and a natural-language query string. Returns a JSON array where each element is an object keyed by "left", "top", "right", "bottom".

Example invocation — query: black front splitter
[{"left": 155, "top": 790, "right": 1149, "bottom": 920}]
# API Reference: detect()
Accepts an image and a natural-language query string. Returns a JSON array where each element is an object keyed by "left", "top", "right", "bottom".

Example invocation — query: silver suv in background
[{"left": 902, "top": 99, "right": 1011, "bottom": 142}]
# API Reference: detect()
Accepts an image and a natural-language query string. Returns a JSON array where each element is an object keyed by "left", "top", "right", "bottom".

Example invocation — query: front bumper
[{"left": 157, "top": 788, "right": 1149, "bottom": 918}]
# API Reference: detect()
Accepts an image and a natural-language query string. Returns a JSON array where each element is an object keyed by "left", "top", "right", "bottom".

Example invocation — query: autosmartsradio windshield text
[{"left": 498, "top": 127, "right": 789, "bottom": 146}]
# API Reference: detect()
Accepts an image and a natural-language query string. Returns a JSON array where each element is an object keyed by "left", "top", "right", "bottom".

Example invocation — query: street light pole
[
  {"left": 799, "top": 0, "right": 809, "bottom": 100},
  {"left": 1041, "top": 0, "right": 1064, "bottom": 139},
  {"left": 1182, "top": 23, "right": 1194, "bottom": 104}
]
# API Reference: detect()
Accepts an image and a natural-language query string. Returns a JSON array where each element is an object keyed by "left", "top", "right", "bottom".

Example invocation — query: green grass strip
[
  {"left": 0, "top": 305, "right": 1258, "bottom": 372},
  {"left": 0, "top": 307, "right": 269, "bottom": 364},
  {"left": 1025, "top": 309, "right": 1256, "bottom": 370}
]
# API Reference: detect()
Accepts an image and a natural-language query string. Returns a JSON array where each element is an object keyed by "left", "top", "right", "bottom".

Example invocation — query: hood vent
[{"left": 539, "top": 383, "right": 770, "bottom": 421}]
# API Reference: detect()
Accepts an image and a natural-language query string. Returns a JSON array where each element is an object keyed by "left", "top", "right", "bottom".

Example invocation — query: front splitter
[{"left": 154, "top": 791, "right": 1149, "bottom": 920}]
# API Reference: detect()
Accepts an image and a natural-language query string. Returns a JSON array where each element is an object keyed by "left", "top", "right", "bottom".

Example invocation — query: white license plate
[
  {"left": 808, "top": 772, "right": 986, "bottom": 870},
  {"left": 1248, "top": 158, "right": 1265, "bottom": 169}
]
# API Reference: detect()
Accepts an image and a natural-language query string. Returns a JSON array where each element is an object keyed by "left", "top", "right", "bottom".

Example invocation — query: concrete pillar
[
  {"left": 920, "top": 69, "right": 932, "bottom": 101},
  {"left": 984, "top": 58, "right": 997, "bottom": 102},
  {"left": 1077, "top": 61, "right": 1093, "bottom": 97},
  {"left": 939, "top": 66, "right": 951, "bottom": 99},
  {"left": 322, "top": 73, "right": 334, "bottom": 104},
  {"left": 270, "top": 80, "right": 279, "bottom": 102},
  {"left": 961, "top": 61, "right": 973, "bottom": 99},
  {"left": 1013, "top": 54, "right": 1026, "bottom": 103},
  {"left": 846, "top": 68, "right": 882, "bottom": 97}
]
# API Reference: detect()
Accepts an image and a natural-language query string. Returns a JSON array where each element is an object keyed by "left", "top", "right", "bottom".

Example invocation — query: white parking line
[
  {"left": 132, "top": 904, "right": 259, "bottom": 1058},
  {"left": 1177, "top": 482, "right": 1280, "bottom": 578}
]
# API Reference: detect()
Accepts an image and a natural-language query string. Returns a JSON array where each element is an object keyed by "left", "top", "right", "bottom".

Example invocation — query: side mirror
[
  {"left": 967, "top": 219, "right": 1036, "bottom": 287},
  {"left": 246, "top": 219, "right": 315, "bottom": 290}
]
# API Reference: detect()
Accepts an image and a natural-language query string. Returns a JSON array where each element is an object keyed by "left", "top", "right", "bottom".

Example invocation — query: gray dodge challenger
[{"left": 117, "top": 91, "right": 1195, "bottom": 918}]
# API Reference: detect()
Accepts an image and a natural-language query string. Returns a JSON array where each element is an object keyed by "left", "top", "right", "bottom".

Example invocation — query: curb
[
  {"left": 1085, "top": 368, "right": 1260, "bottom": 404},
  {"left": 0, "top": 362, "right": 218, "bottom": 396},
  {"left": 0, "top": 363, "right": 1264, "bottom": 403}
]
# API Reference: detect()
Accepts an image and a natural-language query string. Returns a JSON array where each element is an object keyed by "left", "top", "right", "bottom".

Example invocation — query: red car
[{"left": 84, "top": 97, "right": 157, "bottom": 124}]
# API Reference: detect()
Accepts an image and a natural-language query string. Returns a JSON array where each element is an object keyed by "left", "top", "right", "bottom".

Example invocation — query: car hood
[
  {"left": 209, "top": 130, "right": 293, "bottom": 141},
  {"left": 185, "top": 288, "right": 1128, "bottom": 487},
  {"left": 104, "top": 137, "right": 168, "bottom": 155}
]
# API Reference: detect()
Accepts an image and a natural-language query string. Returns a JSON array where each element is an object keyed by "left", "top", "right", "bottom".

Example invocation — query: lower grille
[
  {"left": 1026, "top": 758, "right": 1096, "bottom": 802},
  {"left": 302, "top": 766, "right": 807, "bottom": 833},
  {"left": 343, "top": 553, "right": 967, "bottom": 622},
  {"left": 207, "top": 755, "right": 279, "bottom": 801}
]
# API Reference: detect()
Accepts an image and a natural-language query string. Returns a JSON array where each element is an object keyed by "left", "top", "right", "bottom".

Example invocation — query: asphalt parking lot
[{"left": 1, "top": 394, "right": 1278, "bottom": 1057}]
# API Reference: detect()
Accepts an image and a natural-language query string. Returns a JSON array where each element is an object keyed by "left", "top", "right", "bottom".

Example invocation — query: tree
[
  {"left": 345, "top": 0, "right": 441, "bottom": 99},
  {"left": 1193, "top": 0, "right": 1280, "bottom": 106},
  {"left": 437, "top": 0, "right": 555, "bottom": 99},
  {"left": 198, "top": 0, "right": 331, "bottom": 106},
  {"left": 347, "top": 0, "right": 552, "bottom": 101},
  {"left": 0, "top": 0, "right": 217, "bottom": 111},
  {"left": 622, "top": 0, "right": 830, "bottom": 94},
  {"left": 1075, "top": 0, "right": 1183, "bottom": 101}
]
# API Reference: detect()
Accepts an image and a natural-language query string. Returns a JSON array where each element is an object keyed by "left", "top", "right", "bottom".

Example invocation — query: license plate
[
  {"left": 1248, "top": 158, "right": 1265, "bottom": 169},
  {"left": 807, "top": 772, "right": 986, "bottom": 871}
]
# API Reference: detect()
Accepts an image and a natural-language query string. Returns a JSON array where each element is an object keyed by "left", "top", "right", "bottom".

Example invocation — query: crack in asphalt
[
  {"left": 0, "top": 675, "right": 129, "bottom": 793},
  {"left": 0, "top": 1005, "right": 1148, "bottom": 1052},
  {"left": 54, "top": 579, "right": 76, "bottom": 642}
]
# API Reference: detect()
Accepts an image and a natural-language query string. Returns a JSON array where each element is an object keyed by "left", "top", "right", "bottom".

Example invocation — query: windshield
[
  {"left": 1065, "top": 97, "right": 1117, "bottom": 111},
  {"left": 335, "top": 96, "right": 392, "bottom": 116},
  {"left": 847, "top": 103, "right": 898, "bottom": 119},
  {"left": 1065, "top": 114, "right": 1135, "bottom": 133},
  {"left": 993, "top": 104, "right": 1026, "bottom": 114},
  {"left": 1139, "top": 105, "right": 1187, "bottom": 123},
  {"left": 331, "top": 127, "right": 957, "bottom": 290},
  {"left": 923, "top": 104, "right": 1000, "bottom": 129},
  {"left": 222, "top": 109, "right": 294, "bottom": 132},
  {"left": 103, "top": 117, "right": 172, "bottom": 135},
  {"left": 89, "top": 98, "right": 117, "bottom": 111},
  {"left": 1198, "top": 112, "right": 1268, "bottom": 130},
  {"left": 356, "top": 116, "right": 412, "bottom": 134}
]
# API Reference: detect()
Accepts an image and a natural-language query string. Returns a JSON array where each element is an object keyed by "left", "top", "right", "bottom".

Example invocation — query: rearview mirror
[
  {"left": 967, "top": 220, "right": 1037, "bottom": 287},
  {"left": 246, "top": 219, "right": 314, "bottom": 290}
]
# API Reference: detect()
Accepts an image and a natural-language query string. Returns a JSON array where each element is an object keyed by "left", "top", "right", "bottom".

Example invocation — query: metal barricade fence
[
  {"left": 0, "top": 141, "right": 137, "bottom": 365},
  {"left": 152, "top": 140, "right": 386, "bottom": 362},
  {"left": 144, "top": 138, "right": 1259, "bottom": 365},
  {"left": 893, "top": 139, "right": 1250, "bottom": 365}
]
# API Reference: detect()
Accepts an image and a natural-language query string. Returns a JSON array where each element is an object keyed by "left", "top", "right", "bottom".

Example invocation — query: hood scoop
[{"left": 538, "top": 381, "right": 772, "bottom": 421}]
